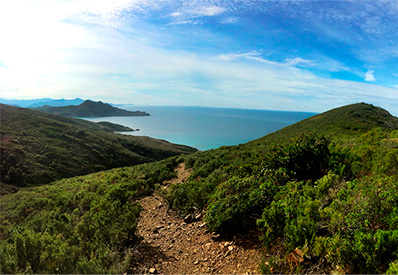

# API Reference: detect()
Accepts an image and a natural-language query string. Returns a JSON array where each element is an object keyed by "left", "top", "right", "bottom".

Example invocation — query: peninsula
[{"left": 36, "top": 100, "right": 150, "bottom": 117}]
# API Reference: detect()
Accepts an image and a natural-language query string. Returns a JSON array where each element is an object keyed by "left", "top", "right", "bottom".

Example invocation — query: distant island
[{"left": 36, "top": 100, "right": 150, "bottom": 117}]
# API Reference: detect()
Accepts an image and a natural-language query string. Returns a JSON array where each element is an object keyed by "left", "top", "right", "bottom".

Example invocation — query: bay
[{"left": 83, "top": 106, "right": 316, "bottom": 151}]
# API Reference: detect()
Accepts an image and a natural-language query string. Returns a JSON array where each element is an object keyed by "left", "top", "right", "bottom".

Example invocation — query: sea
[{"left": 83, "top": 106, "right": 317, "bottom": 151}]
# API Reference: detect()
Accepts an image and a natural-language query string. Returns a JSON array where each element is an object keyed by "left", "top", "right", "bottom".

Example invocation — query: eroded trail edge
[{"left": 132, "top": 163, "right": 262, "bottom": 274}]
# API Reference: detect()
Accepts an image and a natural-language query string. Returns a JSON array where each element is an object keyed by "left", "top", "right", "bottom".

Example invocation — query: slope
[
  {"left": 164, "top": 102, "right": 398, "bottom": 273},
  {"left": 0, "top": 104, "right": 196, "bottom": 187},
  {"left": 36, "top": 100, "right": 149, "bottom": 117},
  {"left": 1, "top": 103, "right": 398, "bottom": 274}
]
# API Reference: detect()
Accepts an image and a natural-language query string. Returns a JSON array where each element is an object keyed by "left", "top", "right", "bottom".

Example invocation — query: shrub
[{"left": 205, "top": 177, "right": 276, "bottom": 233}]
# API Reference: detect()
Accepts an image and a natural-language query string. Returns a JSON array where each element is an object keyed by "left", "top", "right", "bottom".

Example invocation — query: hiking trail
[{"left": 131, "top": 163, "right": 263, "bottom": 274}]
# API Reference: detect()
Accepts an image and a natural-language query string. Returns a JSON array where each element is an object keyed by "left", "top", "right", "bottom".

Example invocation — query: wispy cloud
[
  {"left": 168, "top": 4, "right": 226, "bottom": 24},
  {"left": 221, "top": 17, "right": 238, "bottom": 24},
  {"left": 284, "top": 58, "right": 313, "bottom": 66},
  {"left": 1, "top": 0, "right": 398, "bottom": 114},
  {"left": 191, "top": 6, "right": 226, "bottom": 17}
]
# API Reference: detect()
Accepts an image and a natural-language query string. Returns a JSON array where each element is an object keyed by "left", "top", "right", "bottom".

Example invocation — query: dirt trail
[{"left": 132, "top": 163, "right": 263, "bottom": 274}]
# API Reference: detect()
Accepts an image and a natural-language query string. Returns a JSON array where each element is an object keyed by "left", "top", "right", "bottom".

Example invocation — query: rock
[
  {"left": 183, "top": 214, "right": 194, "bottom": 223},
  {"left": 195, "top": 213, "right": 202, "bottom": 220},
  {"left": 183, "top": 212, "right": 202, "bottom": 223},
  {"left": 211, "top": 233, "right": 221, "bottom": 240},
  {"left": 148, "top": 267, "right": 156, "bottom": 274},
  {"left": 228, "top": 246, "right": 234, "bottom": 251},
  {"left": 194, "top": 260, "right": 199, "bottom": 265}
]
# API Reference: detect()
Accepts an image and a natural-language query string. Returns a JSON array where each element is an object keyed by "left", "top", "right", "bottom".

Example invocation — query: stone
[
  {"left": 211, "top": 233, "right": 221, "bottom": 240},
  {"left": 148, "top": 267, "right": 156, "bottom": 274},
  {"left": 183, "top": 212, "right": 202, "bottom": 223}
]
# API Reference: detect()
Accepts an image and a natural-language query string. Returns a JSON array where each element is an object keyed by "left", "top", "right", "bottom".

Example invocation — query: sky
[{"left": 0, "top": 0, "right": 398, "bottom": 114}]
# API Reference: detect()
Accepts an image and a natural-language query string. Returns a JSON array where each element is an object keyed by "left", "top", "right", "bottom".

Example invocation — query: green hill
[
  {"left": 1, "top": 103, "right": 398, "bottom": 274},
  {"left": 0, "top": 104, "right": 196, "bottom": 187},
  {"left": 36, "top": 100, "right": 150, "bottom": 117}
]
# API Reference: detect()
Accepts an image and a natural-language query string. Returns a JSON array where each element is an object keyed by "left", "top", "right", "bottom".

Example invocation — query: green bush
[{"left": 205, "top": 177, "right": 276, "bottom": 233}]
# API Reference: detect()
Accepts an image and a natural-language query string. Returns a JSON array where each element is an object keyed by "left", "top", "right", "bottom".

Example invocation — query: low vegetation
[
  {"left": 0, "top": 104, "right": 196, "bottom": 187},
  {"left": 1, "top": 103, "right": 398, "bottom": 273},
  {"left": 0, "top": 158, "right": 179, "bottom": 273},
  {"left": 166, "top": 103, "right": 398, "bottom": 273}
]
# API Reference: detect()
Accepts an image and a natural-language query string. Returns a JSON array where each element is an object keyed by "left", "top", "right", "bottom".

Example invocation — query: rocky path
[{"left": 131, "top": 163, "right": 263, "bottom": 274}]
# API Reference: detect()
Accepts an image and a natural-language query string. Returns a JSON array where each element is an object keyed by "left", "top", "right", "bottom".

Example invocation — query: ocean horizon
[{"left": 83, "top": 106, "right": 317, "bottom": 150}]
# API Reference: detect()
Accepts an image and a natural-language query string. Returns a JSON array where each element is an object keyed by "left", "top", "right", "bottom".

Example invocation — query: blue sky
[{"left": 0, "top": 0, "right": 397, "bottom": 113}]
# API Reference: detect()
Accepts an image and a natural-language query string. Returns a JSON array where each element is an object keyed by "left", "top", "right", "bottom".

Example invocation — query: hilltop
[
  {"left": 36, "top": 100, "right": 150, "bottom": 117},
  {"left": 0, "top": 104, "right": 196, "bottom": 187},
  {"left": 1, "top": 103, "right": 398, "bottom": 274}
]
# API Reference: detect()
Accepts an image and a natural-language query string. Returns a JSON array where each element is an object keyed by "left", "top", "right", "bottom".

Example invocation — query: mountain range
[{"left": 0, "top": 97, "right": 84, "bottom": 108}]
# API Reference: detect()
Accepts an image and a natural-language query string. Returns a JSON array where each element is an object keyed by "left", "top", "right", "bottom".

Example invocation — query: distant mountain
[
  {"left": 0, "top": 104, "right": 196, "bottom": 187},
  {"left": 0, "top": 97, "right": 53, "bottom": 107},
  {"left": 28, "top": 98, "right": 84, "bottom": 107},
  {"left": 36, "top": 100, "right": 150, "bottom": 117}
]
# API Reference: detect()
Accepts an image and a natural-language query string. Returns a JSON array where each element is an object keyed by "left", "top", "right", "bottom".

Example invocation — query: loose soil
[{"left": 131, "top": 163, "right": 263, "bottom": 274}]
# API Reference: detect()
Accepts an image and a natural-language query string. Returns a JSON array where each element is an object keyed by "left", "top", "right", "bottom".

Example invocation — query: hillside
[
  {"left": 0, "top": 104, "right": 196, "bottom": 187},
  {"left": 36, "top": 100, "right": 150, "bottom": 117},
  {"left": 1, "top": 103, "right": 398, "bottom": 274}
]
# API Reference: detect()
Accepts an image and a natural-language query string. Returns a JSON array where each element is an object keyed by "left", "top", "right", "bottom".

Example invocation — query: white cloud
[
  {"left": 191, "top": 6, "right": 226, "bottom": 17},
  {"left": 365, "top": 70, "right": 376, "bottom": 82},
  {"left": 284, "top": 57, "right": 313, "bottom": 66},
  {"left": 1, "top": 0, "right": 398, "bottom": 114}
]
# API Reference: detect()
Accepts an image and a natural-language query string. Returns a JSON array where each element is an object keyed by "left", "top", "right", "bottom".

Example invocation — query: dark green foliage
[
  {"left": 0, "top": 157, "right": 180, "bottom": 274},
  {"left": 0, "top": 104, "right": 196, "bottom": 187},
  {"left": 205, "top": 177, "right": 277, "bottom": 234}
]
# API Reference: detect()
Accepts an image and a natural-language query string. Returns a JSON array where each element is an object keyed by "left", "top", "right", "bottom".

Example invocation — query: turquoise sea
[{"left": 84, "top": 106, "right": 316, "bottom": 150}]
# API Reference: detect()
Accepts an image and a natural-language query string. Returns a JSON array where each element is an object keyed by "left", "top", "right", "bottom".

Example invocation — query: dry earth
[{"left": 131, "top": 163, "right": 264, "bottom": 274}]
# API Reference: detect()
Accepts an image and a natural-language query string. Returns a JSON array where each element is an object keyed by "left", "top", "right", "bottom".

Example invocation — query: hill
[
  {"left": 95, "top": 121, "right": 135, "bottom": 132},
  {"left": 28, "top": 98, "right": 84, "bottom": 108},
  {"left": 1, "top": 103, "right": 398, "bottom": 274},
  {"left": 0, "top": 104, "right": 196, "bottom": 187},
  {"left": 36, "top": 100, "right": 150, "bottom": 117}
]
